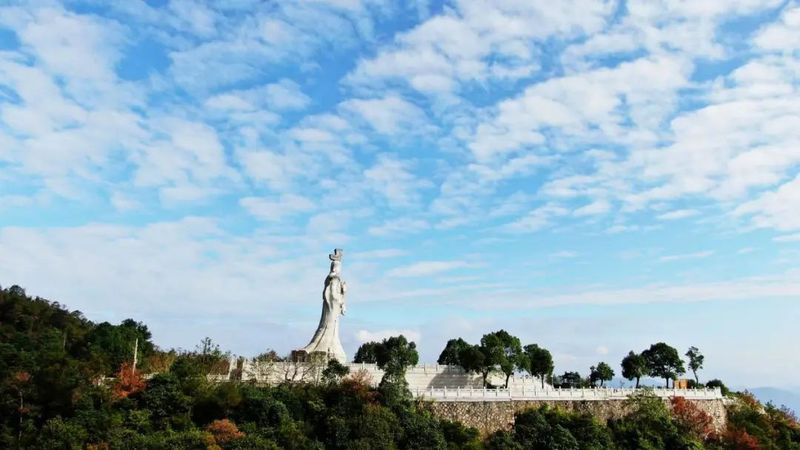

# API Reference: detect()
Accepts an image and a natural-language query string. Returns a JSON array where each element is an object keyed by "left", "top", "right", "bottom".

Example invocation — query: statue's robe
[{"left": 302, "top": 275, "right": 346, "bottom": 362}]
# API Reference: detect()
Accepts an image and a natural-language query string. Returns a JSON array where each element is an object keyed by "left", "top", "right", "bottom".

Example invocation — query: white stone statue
[{"left": 302, "top": 248, "right": 347, "bottom": 362}]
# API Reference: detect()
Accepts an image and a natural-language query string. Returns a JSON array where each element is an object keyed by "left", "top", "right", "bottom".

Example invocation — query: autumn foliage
[
  {"left": 205, "top": 419, "right": 245, "bottom": 444},
  {"left": 670, "top": 396, "right": 715, "bottom": 440},
  {"left": 717, "top": 429, "right": 760, "bottom": 450},
  {"left": 112, "top": 362, "right": 146, "bottom": 399}
]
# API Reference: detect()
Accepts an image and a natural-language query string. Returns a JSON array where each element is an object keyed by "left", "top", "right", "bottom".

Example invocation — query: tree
[
  {"left": 113, "top": 361, "right": 146, "bottom": 399},
  {"left": 590, "top": 362, "right": 614, "bottom": 387},
  {"left": 556, "top": 371, "right": 584, "bottom": 389},
  {"left": 353, "top": 341, "right": 380, "bottom": 364},
  {"left": 206, "top": 419, "right": 245, "bottom": 444},
  {"left": 621, "top": 351, "right": 647, "bottom": 388},
  {"left": 670, "top": 396, "right": 714, "bottom": 441},
  {"left": 685, "top": 346, "right": 704, "bottom": 384},
  {"left": 480, "top": 330, "right": 524, "bottom": 388},
  {"left": 705, "top": 379, "right": 730, "bottom": 396},
  {"left": 523, "top": 344, "right": 554, "bottom": 389},
  {"left": 322, "top": 359, "right": 350, "bottom": 384},
  {"left": 457, "top": 345, "right": 486, "bottom": 381},
  {"left": 641, "top": 342, "right": 685, "bottom": 387},
  {"left": 374, "top": 335, "right": 419, "bottom": 376},
  {"left": 437, "top": 338, "right": 470, "bottom": 366}
]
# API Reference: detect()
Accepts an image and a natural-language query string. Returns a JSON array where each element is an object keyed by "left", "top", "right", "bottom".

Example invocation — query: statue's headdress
[{"left": 329, "top": 248, "right": 344, "bottom": 261}]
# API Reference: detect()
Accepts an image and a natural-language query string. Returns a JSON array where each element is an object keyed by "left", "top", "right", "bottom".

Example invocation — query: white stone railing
[{"left": 413, "top": 386, "right": 723, "bottom": 401}]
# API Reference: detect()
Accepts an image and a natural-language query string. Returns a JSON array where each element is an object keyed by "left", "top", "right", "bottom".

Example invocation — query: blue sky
[{"left": 1, "top": 0, "right": 799, "bottom": 387}]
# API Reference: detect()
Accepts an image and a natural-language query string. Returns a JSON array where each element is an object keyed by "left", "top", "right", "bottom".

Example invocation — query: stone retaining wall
[{"left": 423, "top": 398, "right": 728, "bottom": 437}]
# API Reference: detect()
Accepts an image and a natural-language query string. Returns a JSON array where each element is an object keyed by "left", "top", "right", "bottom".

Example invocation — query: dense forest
[{"left": 1, "top": 284, "right": 799, "bottom": 449}]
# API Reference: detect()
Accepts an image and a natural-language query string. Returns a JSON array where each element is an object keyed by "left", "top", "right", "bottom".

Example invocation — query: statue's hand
[
  {"left": 341, "top": 303, "right": 346, "bottom": 315},
  {"left": 341, "top": 281, "right": 348, "bottom": 293}
]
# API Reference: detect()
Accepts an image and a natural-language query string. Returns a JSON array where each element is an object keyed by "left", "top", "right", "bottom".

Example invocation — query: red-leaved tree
[
  {"left": 113, "top": 362, "right": 146, "bottom": 399},
  {"left": 671, "top": 396, "right": 715, "bottom": 441},
  {"left": 206, "top": 419, "right": 245, "bottom": 444}
]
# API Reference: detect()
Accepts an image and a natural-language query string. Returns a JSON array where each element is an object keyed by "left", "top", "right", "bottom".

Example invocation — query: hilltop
[{"left": 1, "top": 284, "right": 798, "bottom": 449}]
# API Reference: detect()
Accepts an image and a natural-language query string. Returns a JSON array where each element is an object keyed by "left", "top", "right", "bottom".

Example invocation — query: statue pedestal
[
  {"left": 291, "top": 349, "right": 332, "bottom": 364},
  {"left": 290, "top": 349, "right": 309, "bottom": 363}
]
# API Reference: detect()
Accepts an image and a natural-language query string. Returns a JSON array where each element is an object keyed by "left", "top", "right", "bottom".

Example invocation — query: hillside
[{"left": 1, "top": 284, "right": 799, "bottom": 449}]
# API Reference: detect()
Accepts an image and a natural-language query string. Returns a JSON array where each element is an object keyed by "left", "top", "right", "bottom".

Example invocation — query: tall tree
[
  {"left": 374, "top": 335, "right": 419, "bottom": 376},
  {"left": 373, "top": 335, "right": 419, "bottom": 408},
  {"left": 621, "top": 351, "right": 647, "bottom": 388},
  {"left": 642, "top": 342, "right": 685, "bottom": 387},
  {"left": 556, "top": 371, "right": 584, "bottom": 388},
  {"left": 685, "top": 346, "right": 704, "bottom": 384},
  {"left": 480, "top": 330, "right": 524, "bottom": 388},
  {"left": 523, "top": 344, "right": 554, "bottom": 388},
  {"left": 437, "top": 338, "right": 470, "bottom": 366},
  {"left": 590, "top": 362, "right": 614, "bottom": 387},
  {"left": 353, "top": 341, "right": 380, "bottom": 364},
  {"left": 457, "top": 344, "right": 486, "bottom": 381}
]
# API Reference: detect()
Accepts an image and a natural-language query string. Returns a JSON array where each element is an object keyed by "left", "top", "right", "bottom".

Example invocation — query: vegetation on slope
[{"left": 2, "top": 284, "right": 799, "bottom": 449}]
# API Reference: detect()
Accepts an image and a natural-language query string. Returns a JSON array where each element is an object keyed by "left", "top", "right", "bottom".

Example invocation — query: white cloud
[
  {"left": 346, "top": 0, "right": 614, "bottom": 93},
  {"left": 734, "top": 175, "right": 800, "bottom": 231},
  {"left": 16, "top": 7, "right": 124, "bottom": 82},
  {"left": 470, "top": 55, "right": 690, "bottom": 162},
  {"left": 461, "top": 270, "right": 800, "bottom": 310},
  {"left": 356, "top": 329, "right": 421, "bottom": 344},
  {"left": 550, "top": 251, "right": 578, "bottom": 259},
  {"left": 659, "top": 250, "right": 714, "bottom": 262},
  {"left": 204, "top": 79, "right": 309, "bottom": 115},
  {"left": 368, "top": 218, "right": 429, "bottom": 236},
  {"left": 133, "top": 118, "right": 237, "bottom": 201},
  {"left": 574, "top": 200, "right": 611, "bottom": 217},
  {"left": 240, "top": 194, "right": 315, "bottom": 221},
  {"left": 504, "top": 203, "right": 569, "bottom": 233},
  {"left": 363, "top": 154, "right": 428, "bottom": 206},
  {"left": 350, "top": 249, "right": 407, "bottom": 259},
  {"left": 339, "top": 95, "right": 427, "bottom": 135},
  {"left": 754, "top": 5, "right": 800, "bottom": 53},
  {"left": 657, "top": 209, "right": 700, "bottom": 220},
  {"left": 774, "top": 233, "right": 800, "bottom": 243},
  {"left": 387, "top": 260, "right": 470, "bottom": 277}
]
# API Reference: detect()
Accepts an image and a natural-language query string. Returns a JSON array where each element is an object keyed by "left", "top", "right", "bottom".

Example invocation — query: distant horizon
[{"left": 1, "top": 0, "right": 798, "bottom": 389}]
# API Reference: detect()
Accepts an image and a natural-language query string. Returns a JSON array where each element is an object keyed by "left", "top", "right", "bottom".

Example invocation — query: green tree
[
  {"left": 437, "top": 338, "right": 470, "bottom": 366},
  {"left": 370, "top": 335, "right": 419, "bottom": 409},
  {"left": 353, "top": 341, "right": 380, "bottom": 364},
  {"left": 642, "top": 342, "right": 685, "bottom": 388},
  {"left": 508, "top": 407, "right": 581, "bottom": 450},
  {"left": 456, "top": 344, "right": 486, "bottom": 380},
  {"left": 322, "top": 359, "right": 349, "bottom": 384},
  {"left": 523, "top": 344, "right": 554, "bottom": 389},
  {"left": 621, "top": 351, "right": 647, "bottom": 388},
  {"left": 480, "top": 330, "right": 524, "bottom": 388},
  {"left": 374, "top": 335, "right": 419, "bottom": 376},
  {"left": 685, "top": 346, "right": 704, "bottom": 384},
  {"left": 705, "top": 379, "right": 730, "bottom": 396},
  {"left": 590, "top": 362, "right": 614, "bottom": 387},
  {"left": 556, "top": 371, "right": 584, "bottom": 389},
  {"left": 608, "top": 390, "right": 696, "bottom": 450}
]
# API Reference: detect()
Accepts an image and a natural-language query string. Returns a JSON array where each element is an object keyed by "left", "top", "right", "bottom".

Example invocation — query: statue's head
[
  {"left": 328, "top": 248, "right": 343, "bottom": 276},
  {"left": 329, "top": 248, "right": 343, "bottom": 262}
]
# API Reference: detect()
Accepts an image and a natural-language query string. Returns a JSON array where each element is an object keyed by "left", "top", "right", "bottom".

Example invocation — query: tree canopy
[
  {"left": 621, "top": 351, "right": 647, "bottom": 388},
  {"left": 642, "top": 342, "right": 685, "bottom": 388},
  {"left": 437, "top": 338, "right": 470, "bottom": 366},
  {"left": 686, "top": 346, "right": 705, "bottom": 384},
  {"left": 523, "top": 344, "right": 554, "bottom": 389},
  {"left": 3, "top": 284, "right": 797, "bottom": 450},
  {"left": 590, "top": 362, "right": 614, "bottom": 387}
]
